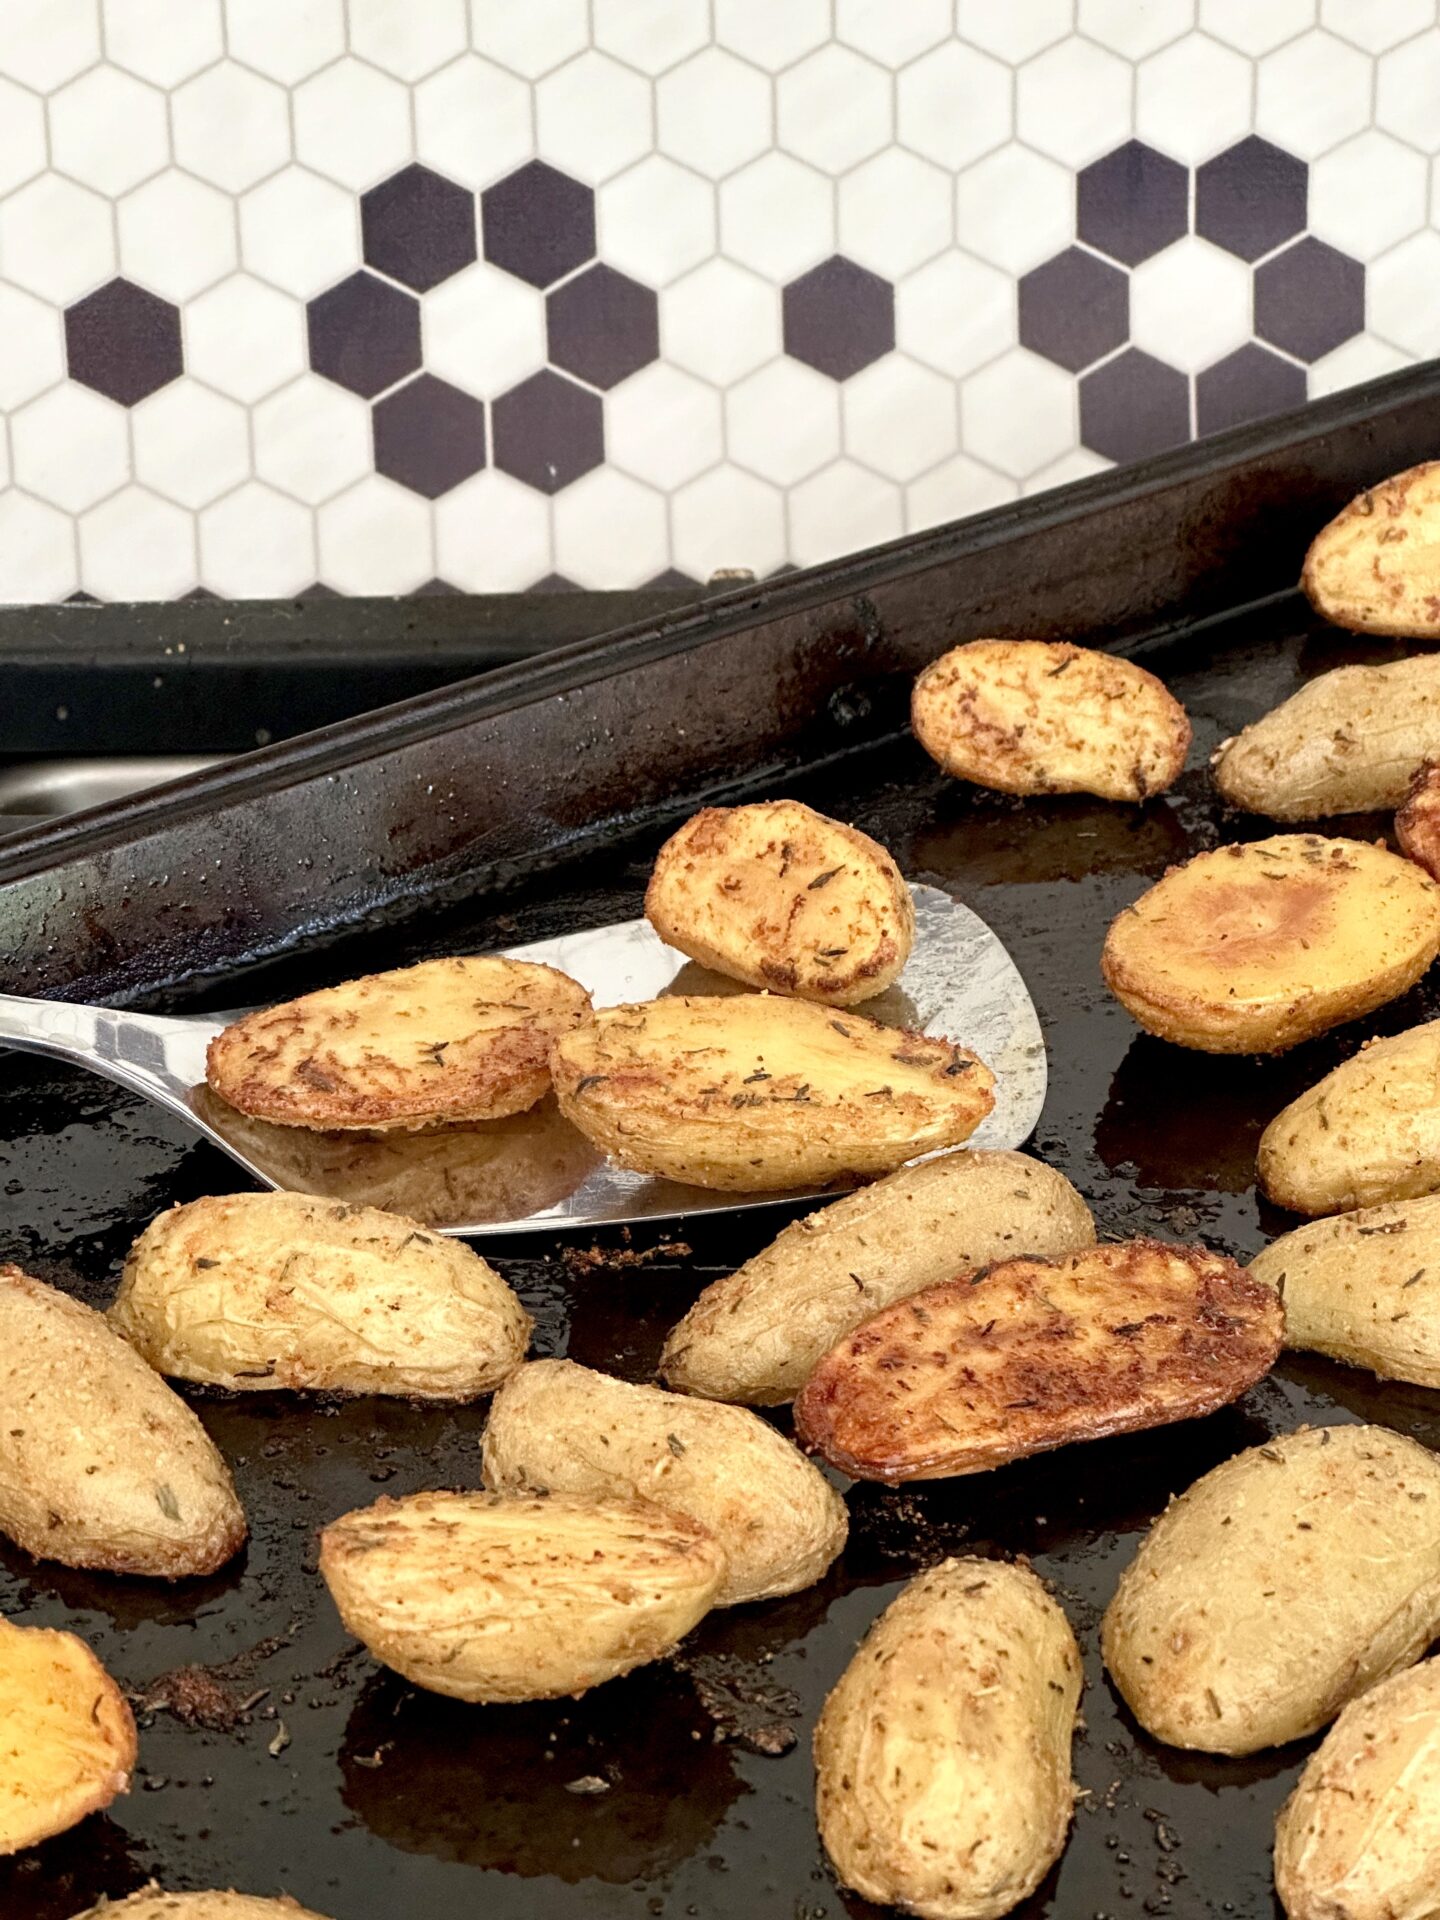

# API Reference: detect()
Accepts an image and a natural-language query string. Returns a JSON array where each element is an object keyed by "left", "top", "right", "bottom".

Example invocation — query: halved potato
[
  {"left": 1396, "top": 760, "right": 1440, "bottom": 879},
  {"left": 0, "top": 1616, "right": 136, "bottom": 1854},
  {"left": 206, "top": 955, "right": 591, "bottom": 1131},
  {"left": 1302, "top": 462, "right": 1440, "bottom": 637},
  {"left": 72, "top": 1896, "right": 331, "bottom": 1918},
  {"left": 1101, "top": 833, "right": 1440, "bottom": 1053},
  {"left": 794, "top": 1239, "right": 1280, "bottom": 1483},
  {"left": 911, "top": 639, "right": 1190, "bottom": 802},
  {"left": 551, "top": 995, "right": 994, "bottom": 1191}
]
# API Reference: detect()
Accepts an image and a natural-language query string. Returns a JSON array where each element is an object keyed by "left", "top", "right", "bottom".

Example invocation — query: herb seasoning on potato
[
  {"left": 69, "top": 1897, "right": 333, "bottom": 1919},
  {"left": 0, "top": 1617, "right": 136, "bottom": 1855},
  {"left": 1302, "top": 460, "right": 1440, "bottom": 637}
]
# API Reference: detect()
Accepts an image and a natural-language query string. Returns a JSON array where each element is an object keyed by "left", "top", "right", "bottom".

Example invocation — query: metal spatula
[{"left": 0, "top": 885, "right": 1045, "bottom": 1236}]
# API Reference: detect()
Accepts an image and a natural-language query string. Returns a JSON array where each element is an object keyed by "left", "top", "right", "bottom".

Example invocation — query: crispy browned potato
[
  {"left": 71, "top": 1897, "right": 331, "bottom": 1918},
  {"left": 1302, "top": 462, "right": 1440, "bottom": 637},
  {"left": 551, "top": 995, "right": 994, "bottom": 1191},
  {"left": 206, "top": 955, "right": 591, "bottom": 1131},
  {"left": 0, "top": 1616, "right": 136, "bottom": 1854},
  {"left": 1396, "top": 759, "right": 1440, "bottom": 879},
  {"left": 794, "top": 1240, "right": 1281, "bottom": 1483},
  {"left": 912, "top": 639, "right": 1190, "bottom": 802},
  {"left": 1102, "top": 833, "right": 1440, "bottom": 1054}
]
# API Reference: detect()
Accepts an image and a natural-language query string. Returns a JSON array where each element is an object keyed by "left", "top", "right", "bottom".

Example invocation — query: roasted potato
[
  {"left": 1102, "top": 1424, "right": 1440, "bottom": 1754},
  {"left": 1273, "top": 1657, "right": 1440, "bottom": 1920},
  {"left": 644, "top": 799, "right": 914, "bottom": 1006},
  {"left": 1249, "top": 1192, "right": 1440, "bottom": 1385},
  {"left": 794, "top": 1239, "right": 1280, "bottom": 1483},
  {"left": 206, "top": 954, "right": 591, "bottom": 1131},
  {"left": 814, "top": 1558, "right": 1081, "bottom": 1920},
  {"left": 660, "top": 1149, "right": 1095, "bottom": 1406},
  {"left": 319, "top": 1489, "right": 724, "bottom": 1703},
  {"left": 1258, "top": 1019, "right": 1440, "bottom": 1215},
  {"left": 70, "top": 1897, "right": 330, "bottom": 1919},
  {"left": 1302, "top": 461, "right": 1440, "bottom": 638},
  {"left": 480, "top": 1358, "right": 846, "bottom": 1605},
  {"left": 1396, "top": 759, "right": 1440, "bottom": 879},
  {"left": 110, "top": 1192, "right": 529, "bottom": 1398},
  {"left": 1101, "top": 833, "right": 1440, "bottom": 1054},
  {"left": 0, "top": 1265, "right": 245, "bottom": 1578},
  {"left": 911, "top": 638, "right": 1190, "bottom": 802},
  {"left": 0, "top": 1616, "right": 136, "bottom": 1855},
  {"left": 551, "top": 994, "right": 994, "bottom": 1191}
]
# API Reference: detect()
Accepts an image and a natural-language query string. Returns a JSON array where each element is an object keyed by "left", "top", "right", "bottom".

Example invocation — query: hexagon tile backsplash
[{"left": 0, "top": 0, "right": 1437, "bottom": 601}]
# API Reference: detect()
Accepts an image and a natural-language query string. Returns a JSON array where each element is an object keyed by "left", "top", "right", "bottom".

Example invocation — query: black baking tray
[{"left": 4, "top": 366, "right": 1440, "bottom": 1920}]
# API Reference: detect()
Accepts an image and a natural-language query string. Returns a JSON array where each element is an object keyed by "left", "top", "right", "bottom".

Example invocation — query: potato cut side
[
  {"left": 1302, "top": 462, "right": 1440, "bottom": 638},
  {"left": 70, "top": 1897, "right": 332, "bottom": 1919},
  {"left": 206, "top": 955, "right": 591, "bottom": 1132},
  {"left": 0, "top": 1616, "right": 136, "bottom": 1854},
  {"left": 1102, "top": 833, "right": 1440, "bottom": 1054},
  {"left": 911, "top": 639, "right": 1190, "bottom": 802},
  {"left": 794, "top": 1240, "right": 1281, "bottom": 1483},
  {"left": 1396, "top": 760, "right": 1440, "bottom": 879}
]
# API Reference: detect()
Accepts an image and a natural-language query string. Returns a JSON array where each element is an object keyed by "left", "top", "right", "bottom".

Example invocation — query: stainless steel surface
[
  {"left": 0, "top": 754, "right": 227, "bottom": 819},
  {"left": 0, "top": 885, "right": 1044, "bottom": 1233}
]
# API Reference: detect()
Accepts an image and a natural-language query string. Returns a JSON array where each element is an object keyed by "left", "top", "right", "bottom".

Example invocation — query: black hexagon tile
[
  {"left": 66, "top": 279, "right": 182, "bottom": 406},
  {"left": 491, "top": 369, "right": 604, "bottom": 494},
  {"left": 1196, "top": 138, "right": 1308, "bottom": 264},
  {"left": 373, "top": 373, "right": 487, "bottom": 498},
  {"left": 307, "top": 271, "right": 423, "bottom": 399},
  {"left": 1255, "top": 237, "right": 1365, "bottom": 364},
  {"left": 1195, "top": 343, "right": 1307, "bottom": 439},
  {"left": 361, "top": 164, "right": 478, "bottom": 294},
  {"left": 1077, "top": 143, "right": 1188, "bottom": 268},
  {"left": 1080, "top": 349, "right": 1190, "bottom": 463},
  {"left": 783, "top": 257, "right": 894, "bottom": 381},
  {"left": 530, "top": 572, "right": 581, "bottom": 591},
  {"left": 1019, "top": 248, "right": 1128, "bottom": 373},
  {"left": 482, "top": 161, "right": 597, "bottom": 290},
  {"left": 547, "top": 264, "right": 659, "bottom": 391}
]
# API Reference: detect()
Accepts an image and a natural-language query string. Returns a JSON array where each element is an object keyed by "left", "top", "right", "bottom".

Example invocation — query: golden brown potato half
[
  {"left": 1274, "top": 1658, "right": 1440, "bottom": 1920},
  {"left": 206, "top": 955, "right": 591, "bottom": 1131},
  {"left": 814, "top": 1558, "right": 1081, "bottom": 1920},
  {"left": 911, "top": 638, "right": 1190, "bottom": 802},
  {"left": 1302, "top": 461, "right": 1440, "bottom": 637},
  {"left": 1396, "top": 759, "right": 1440, "bottom": 879},
  {"left": 1213, "top": 656, "right": 1440, "bottom": 821},
  {"left": 0, "top": 1616, "right": 136, "bottom": 1855},
  {"left": 110, "top": 1192, "right": 531, "bottom": 1398},
  {"left": 70, "top": 1897, "right": 331, "bottom": 1919},
  {"left": 480, "top": 1358, "right": 846, "bottom": 1606},
  {"left": 0, "top": 1265, "right": 245, "bottom": 1578},
  {"left": 644, "top": 799, "right": 914, "bottom": 1006},
  {"left": 1102, "top": 1424, "right": 1440, "bottom": 1755},
  {"left": 551, "top": 995, "right": 994, "bottom": 1191},
  {"left": 794, "top": 1239, "right": 1280, "bottom": 1483},
  {"left": 1101, "top": 833, "right": 1440, "bottom": 1054},
  {"left": 319, "top": 1488, "right": 724, "bottom": 1703},
  {"left": 660, "top": 1149, "right": 1095, "bottom": 1406},
  {"left": 1257, "top": 1019, "right": 1440, "bottom": 1215}
]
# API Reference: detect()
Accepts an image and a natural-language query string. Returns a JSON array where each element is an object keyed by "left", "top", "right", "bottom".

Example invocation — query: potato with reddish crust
[
  {"left": 1302, "top": 461, "right": 1440, "bottom": 638},
  {"left": 206, "top": 955, "right": 590, "bottom": 1132},
  {"left": 1397, "top": 760, "right": 1440, "bottom": 878},
  {"left": 794, "top": 1240, "right": 1281, "bottom": 1483},
  {"left": 911, "top": 639, "right": 1190, "bottom": 802},
  {"left": 0, "top": 1617, "right": 136, "bottom": 1854}
]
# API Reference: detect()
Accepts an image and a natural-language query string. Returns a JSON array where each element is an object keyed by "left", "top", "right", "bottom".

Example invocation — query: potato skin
[
  {"left": 69, "top": 1897, "right": 329, "bottom": 1919},
  {"left": 0, "top": 1265, "right": 245, "bottom": 1578},
  {"left": 911, "top": 639, "right": 1190, "bottom": 802},
  {"left": 1396, "top": 760, "right": 1440, "bottom": 880},
  {"left": 1102, "top": 833, "right": 1440, "bottom": 1054},
  {"left": 815, "top": 1558, "right": 1081, "bottom": 1920},
  {"left": 319, "top": 1488, "right": 724, "bottom": 1703},
  {"left": 480, "top": 1358, "right": 847, "bottom": 1606},
  {"left": 1274, "top": 1658, "right": 1440, "bottom": 1920},
  {"left": 1102, "top": 1424, "right": 1440, "bottom": 1755},
  {"left": 660, "top": 1149, "right": 1095, "bottom": 1406},
  {"left": 551, "top": 994, "right": 994, "bottom": 1191},
  {"left": 0, "top": 1617, "right": 136, "bottom": 1855},
  {"left": 110, "top": 1191, "right": 531, "bottom": 1399},
  {"left": 1302, "top": 461, "right": 1440, "bottom": 639}
]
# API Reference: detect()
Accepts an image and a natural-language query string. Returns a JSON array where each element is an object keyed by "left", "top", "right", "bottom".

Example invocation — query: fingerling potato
[
  {"left": 1102, "top": 833, "right": 1440, "bottom": 1054},
  {"left": 0, "top": 1617, "right": 136, "bottom": 1855},
  {"left": 1396, "top": 759, "right": 1440, "bottom": 879},
  {"left": 0, "top": 1265, "right": 245, "bottom": 1578},
  {"left": 206, "top": 955, "right": 591, "bottom": 1131},
  {"left": 814, "top": 1558, "right": 1081, "bottom": 1920},
  {"left": 551, "top": 995, "right": 994, "bottom": 1191},
  {"left": 319, "top": 1489, "right": 724, "bottom": 1703},
  {"left": 72, "top": 1897, "right": 332, "bottom": 1919},
  {"left": 480, "top": 1358, "right": 846, "bottom": 1605},
  {"left": 1102, "top": 1424, "right": 1440, "bottom": 1754},
  {"left": 660, "top": 1148, "right": 1095, "bottom": 1406},
  {"left": 1302, "top": 461, "right": 1440, "bottom": 638},
  {"left": 912, "top": 639, "right": 1190, "bottom": 802},
  {"left": 794, "top": 1240, "right": 1280, "bottom": 1483},
  {"left": 110, "top": 1192, "right": 531, "bottom": 1399}
]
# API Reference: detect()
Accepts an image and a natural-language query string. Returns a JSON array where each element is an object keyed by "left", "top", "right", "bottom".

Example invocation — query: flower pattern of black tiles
[
  {"left": 66, "top": 278, "right": 182, "bottom": 406},
  {"left": 361, "top": 164, "right": 478, "bottom": 294}
]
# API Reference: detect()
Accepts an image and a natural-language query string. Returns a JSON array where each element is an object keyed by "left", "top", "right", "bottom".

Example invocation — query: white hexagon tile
[{"left": 0, "top": 0, "right": 1438, "bottom": 601}]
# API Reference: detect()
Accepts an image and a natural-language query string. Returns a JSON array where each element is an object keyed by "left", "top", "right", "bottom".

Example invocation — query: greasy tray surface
[{"left": 5, "top": 600, "right": 1440, "bottom": 1920}]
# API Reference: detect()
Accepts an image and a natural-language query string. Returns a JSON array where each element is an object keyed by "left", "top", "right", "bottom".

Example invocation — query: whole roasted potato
[
  {"left": 1396, "top": 759, "right": 1440, "bottom": 879},
  {"left": 911, "top": 638, "right": 1190, "bottom": 802},
  {"left": 645, "top": 799, "right": 914, "bottom": 1005},
  {"left": 480, "top": 1358, "right": 846, "bottom": 1605},
  {"left": 1302, "top": 461, "right": 1440, "bottom": 638},
  {"left": 110, "top": 1192, "right": 531, "bottom": 1398},
  {"left": 206, "top": 954, "right": 590, "bottom": 1131},
  {"left": 815, "top": 1558, "right": 1081, "bottom": 1920},
  {"left": 1102, "top": 1424, "right": 1440, "bottom": 1754},
  {"left": 1257, "top": 1019, "right": 1440, "bottom": 1214},
  {"left": 70, "top": 1898, "right": 330, "bottom": 1919},
  {"left": 319, "top": 1488, "right": 724, "bottom": 1703},
  {"left": 1102, "top": 833, "right": 1440, "bottom": 1053},
  {"left": 660, "top": 1148, "right": 1095, "bottom": 1406},
  {"left": 0, "top": 1617, "right": 136, "bottom": 1854},
  {"left": 551, "top": 994, "right": 994, "bottom": 1190},
  {"left": 1274, "top": 1657, "right": 1440, "bottom": 1920},
  {"left": 0, "top": 1265, "right": 245, "bottom": 1578}
]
